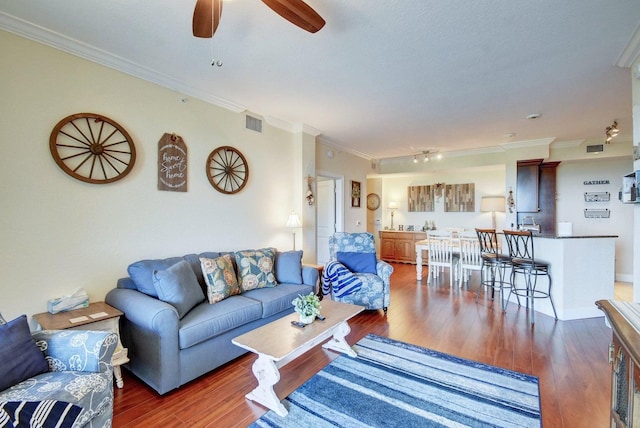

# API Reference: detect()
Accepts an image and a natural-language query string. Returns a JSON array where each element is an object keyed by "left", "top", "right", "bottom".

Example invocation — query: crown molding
[
  {"left": 500, "top": 137, "right": 555, "bottom": 150},
  {"left": 617, "top": 22, "right": 640, "bottom": 68},
  {"left": 551, "top": 139, "right": 585, "bottom": 148},
  {"left": 0, "top": 11, "right": 247, "bottom": 113},
  {"left": 300, "top": 124, "right": 322, "bottom": 137},
  {"left": 317, "top": 136, "right": 373, "bottom": 160},
  {"left": 262, "top": 116, "right": 294, "bottom": 132}
]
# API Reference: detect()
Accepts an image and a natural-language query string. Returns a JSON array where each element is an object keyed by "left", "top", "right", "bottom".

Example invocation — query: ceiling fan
[{"left": 192, "top": 0, "right": 325, "bottom": 38}]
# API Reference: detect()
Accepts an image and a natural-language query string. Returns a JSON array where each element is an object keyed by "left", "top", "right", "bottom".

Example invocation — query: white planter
[{"left": 299, "top": 314, "right": 316, "bottom": 324}]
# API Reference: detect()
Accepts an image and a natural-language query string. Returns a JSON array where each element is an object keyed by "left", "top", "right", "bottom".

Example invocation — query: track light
[{"left": 409, "top": 150, "right": 441, "bottom": 163}]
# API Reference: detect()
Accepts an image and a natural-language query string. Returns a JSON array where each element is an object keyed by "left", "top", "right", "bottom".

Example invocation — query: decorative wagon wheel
[
  {"left": 49, "top": 113, "right": 136, "bottom": 184},
  {"left": 206, "top": 146, "right": 249, "bottom": 194}
]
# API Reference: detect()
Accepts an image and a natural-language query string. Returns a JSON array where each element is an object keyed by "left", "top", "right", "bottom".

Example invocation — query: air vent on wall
[
  {"left": 586, "top": 144, "right": 604, "bottom": 154},
  {"left": 245, "top": 114, "right": 263, "bottom": 133}
]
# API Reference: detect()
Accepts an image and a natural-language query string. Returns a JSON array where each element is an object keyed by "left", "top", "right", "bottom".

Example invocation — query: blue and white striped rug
[{"left": 250, "top": 334, "right": 541, "bottom": 427}]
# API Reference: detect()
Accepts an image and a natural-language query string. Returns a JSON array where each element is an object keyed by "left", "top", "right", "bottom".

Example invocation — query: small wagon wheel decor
[
  {"left": 49, "top": 113, "right": 136, "bottom": 184},
  {"left": 206, "top": 146, "right": 249, "bottom": 194}
]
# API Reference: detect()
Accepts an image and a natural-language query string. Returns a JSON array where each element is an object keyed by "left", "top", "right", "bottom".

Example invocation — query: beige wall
[
  {"left": 316, "top": 142, "right": 370, "bottom": 234},
  {"left": 0, "top": 31, "right": 309, "bottom": 321},
  {"left": 375, "top": 165, "right": 507, "bottom": 233}
]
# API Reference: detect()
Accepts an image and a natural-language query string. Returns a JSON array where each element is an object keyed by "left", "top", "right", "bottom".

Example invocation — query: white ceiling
[{"left": 2, "top": 0, "right": 640, "bottom": 160}]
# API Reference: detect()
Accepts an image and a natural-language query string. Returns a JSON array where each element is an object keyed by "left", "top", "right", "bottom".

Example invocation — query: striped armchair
[{"left": 322, "top": 232, "right": 393, "bottom": 314}]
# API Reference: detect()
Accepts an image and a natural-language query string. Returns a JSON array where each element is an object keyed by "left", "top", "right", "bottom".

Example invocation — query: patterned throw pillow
[
  {"left": 200, "top": 255, "right": 241, "bottom": 304},
  {"left": 234, "top": 248, "right": 277, "bottom": 292}
]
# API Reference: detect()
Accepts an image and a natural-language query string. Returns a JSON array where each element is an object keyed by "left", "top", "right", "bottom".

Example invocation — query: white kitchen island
[{"left": 506, "top": 235, "right": 617, "bottom": 321}]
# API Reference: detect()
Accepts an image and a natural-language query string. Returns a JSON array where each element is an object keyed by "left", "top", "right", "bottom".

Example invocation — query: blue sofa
[
  {"left": 0, "top": 327, "right": 118, "bottom": 428},
  {"left": 105, "top": 249, "right": 317, "bottom": 395}
]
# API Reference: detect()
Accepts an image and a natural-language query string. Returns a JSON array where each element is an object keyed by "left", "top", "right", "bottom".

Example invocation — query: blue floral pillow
[
  {"left": 200, "top": 255, "right": 241, "bottom": 304},
  {"left": 235, "top": 248, "right": 277, "bottom": 292}
]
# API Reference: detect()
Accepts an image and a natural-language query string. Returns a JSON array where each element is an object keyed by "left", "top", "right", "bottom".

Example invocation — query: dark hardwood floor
[{"left": 113, "top": 263, "right": 612, "bottom": 427}]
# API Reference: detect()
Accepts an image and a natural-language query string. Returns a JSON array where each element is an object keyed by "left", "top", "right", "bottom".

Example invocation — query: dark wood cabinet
[
  {"left": 516, "top": 159, "right": 559, "bottom": 236},
  {"left": 516, "top": 159, "right": 542, "bottom": 212}
]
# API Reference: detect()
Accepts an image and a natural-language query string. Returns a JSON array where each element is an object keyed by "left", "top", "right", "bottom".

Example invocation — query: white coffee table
[{"left": 232, "top": 299, "right": 364, "bottom": 417}]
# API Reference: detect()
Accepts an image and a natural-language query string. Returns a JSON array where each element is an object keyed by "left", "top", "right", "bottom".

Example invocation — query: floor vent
[
  {"left": 586, "top": 144, "right": 604, "bottom": 154},
  {"left": 246, "top": 115, "right": 263, "bottom": 133}
]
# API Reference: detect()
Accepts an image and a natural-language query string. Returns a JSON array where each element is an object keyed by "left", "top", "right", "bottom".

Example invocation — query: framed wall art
[
  {"left": 444, "top": 183, "right": 475, "bottom": 212},
  {"left": 351, "top": 180, "right": 361, "bottom": 207},
  {"left": 408, "top": 185, "right": 434, "bottom": 212}
]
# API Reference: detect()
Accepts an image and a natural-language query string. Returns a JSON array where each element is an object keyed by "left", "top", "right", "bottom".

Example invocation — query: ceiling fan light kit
[{"left": 192, "top": 0, "right": 325, "bottom": 39}]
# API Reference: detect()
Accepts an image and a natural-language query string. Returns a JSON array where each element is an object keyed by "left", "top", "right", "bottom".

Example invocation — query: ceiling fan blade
[
  {"left": 193, "top": 0, "right": 223, "bottom": 38},
  {"left": 261, "top": 0, "right": 325, "bottom": 33}
]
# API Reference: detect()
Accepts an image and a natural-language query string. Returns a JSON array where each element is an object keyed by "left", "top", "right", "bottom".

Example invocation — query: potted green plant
[{"left": 292, "top": 292, "right": 321, "bottom": 324}]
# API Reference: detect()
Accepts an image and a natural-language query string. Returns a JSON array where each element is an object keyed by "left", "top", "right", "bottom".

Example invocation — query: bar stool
[
  {"left": 474, "top": 228, "right": 512, "bottom": 311},
  {"left": 503, "top": 230, "right": 558, "bottom": 324}
]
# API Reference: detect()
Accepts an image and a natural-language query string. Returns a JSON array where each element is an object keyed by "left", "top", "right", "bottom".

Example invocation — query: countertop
[{"left": 532, "top": 234, "right": 618, "bottom": 239}]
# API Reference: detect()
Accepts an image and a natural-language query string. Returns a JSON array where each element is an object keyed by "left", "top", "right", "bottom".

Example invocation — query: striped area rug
[{"left": 250, "top": 334, "right": 541, "bottom": 427}]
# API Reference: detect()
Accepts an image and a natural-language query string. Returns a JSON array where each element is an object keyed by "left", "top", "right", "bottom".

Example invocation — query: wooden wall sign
[
  {"left": 158, "top": 133, "right": 187, "bottom": 192},
  {"left": 444, "top": 183, "right": 475, "bottom": 212},
  {"left": 408, "top": 185, "right": 434, "bottom": 212}
]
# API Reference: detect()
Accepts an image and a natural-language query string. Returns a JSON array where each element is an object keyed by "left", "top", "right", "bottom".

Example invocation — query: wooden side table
[
  {"left": 306, "top": 264, "right": 324, "bottom": 300},
  {"left": 33, "top": 301, "right": 129, "bottom": 388}
]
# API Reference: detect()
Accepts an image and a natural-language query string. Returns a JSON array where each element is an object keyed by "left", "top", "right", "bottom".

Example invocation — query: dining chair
[
  {"left": 458, "top": 232, "right": 482, "bottom": 287},
  {"left": 475, "top": 228, "right": 513, "bottom": 311},
  {"left": 426, "top": 230, "right": 458, "bottom": 287},
  {"left": 503, "top": 229, "right": 558, "bottom": 324}
]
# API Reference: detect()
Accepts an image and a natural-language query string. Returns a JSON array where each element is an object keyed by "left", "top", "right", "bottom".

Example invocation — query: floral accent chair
[
  {"left": 0, "top": 329, "right": 118, "bottom": 428},
  {"left": 324, "top": 232, "right": 393, "bottom": 313}
]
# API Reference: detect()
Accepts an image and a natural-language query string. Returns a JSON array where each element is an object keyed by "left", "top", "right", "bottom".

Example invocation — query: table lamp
[
  {"left": 388, "top": 202, "right": 398, "bottom": 230},
  {"left": 286, "top": 212, "right": 301, "bottom": 250},
  {"left": 480, "top": 196, "right": 506, "bottom": 230}
]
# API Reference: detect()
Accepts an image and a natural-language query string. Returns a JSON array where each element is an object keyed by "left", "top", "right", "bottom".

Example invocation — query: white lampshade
[
  {"left": 286, "top": 212, "right": 301, "bottom": 228},
  {"left": 388, "top": 201, "right": 398, "bottom": 210},
  {"left": 480, "top": 196, "right": 506, "bottom": 213}
]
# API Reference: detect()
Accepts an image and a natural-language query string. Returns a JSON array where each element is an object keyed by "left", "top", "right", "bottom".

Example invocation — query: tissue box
[{"left": 47, "top": 288, "right": 89, "bottom": 314}]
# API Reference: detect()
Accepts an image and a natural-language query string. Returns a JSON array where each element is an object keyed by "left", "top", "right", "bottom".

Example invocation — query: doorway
[{"left": 316, "top": 175, "right": 344, "bottom": 265}]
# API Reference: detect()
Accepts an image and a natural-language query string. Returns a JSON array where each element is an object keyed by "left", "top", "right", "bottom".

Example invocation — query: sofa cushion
[
  {"left": 153, "top": 260, "right": 205, "bottom": 319},
  {"left": 200, "top": 254, "right": 241, "bottom": 304},
  {"left": 235, "top": 248, "right": 277, "bottom": 292},
  {"left": 336, "top": 251, "right": 377, "bottom": 274},
  {"left": 0, "top": 315, "right": 49, "bottom": 392},
  {"left": 276, "top": 250, "right": 303, "bottom": 284},
  {"left": 243, "top": 283, "right": 314, "bottom": 318},
  {"left": 128, "top": 256, "right": 184, "bottom": 297},
  {"left": 178, "top": 297, "right": 263, "bottom": 349}
]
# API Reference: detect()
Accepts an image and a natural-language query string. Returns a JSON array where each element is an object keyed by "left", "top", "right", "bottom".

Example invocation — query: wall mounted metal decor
[
  {"left": 49, "top": 112, "right": 136, "bottom": 184},
  {"left": 158, "top": 133, "right": 187, "bottom": 192}
]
